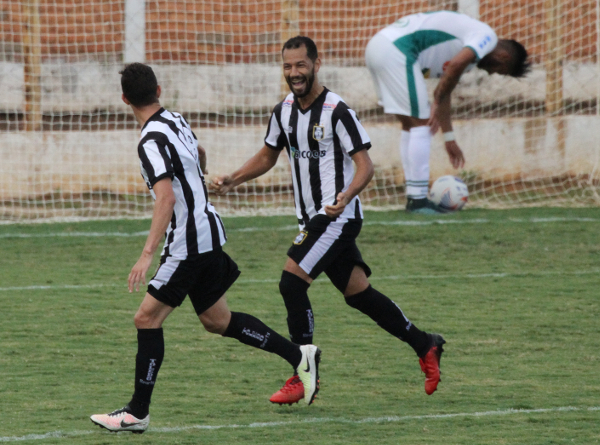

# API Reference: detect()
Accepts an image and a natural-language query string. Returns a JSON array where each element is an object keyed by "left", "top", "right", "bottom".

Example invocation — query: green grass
[{"left": 1, "top": 208, "right": 599, "bottom": 444}]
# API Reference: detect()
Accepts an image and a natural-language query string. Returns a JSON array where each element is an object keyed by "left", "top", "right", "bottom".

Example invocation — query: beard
[{"left": 285, "top": 69, "right": 315, "bottom": 98}]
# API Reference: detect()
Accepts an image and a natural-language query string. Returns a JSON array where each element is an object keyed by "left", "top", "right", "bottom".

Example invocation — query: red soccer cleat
[
  {"left": 419, "top": 334, "right": 446, "bottom": 395},
  {"left": 269, "top": 375, "right": 304, "bottom": 405}
]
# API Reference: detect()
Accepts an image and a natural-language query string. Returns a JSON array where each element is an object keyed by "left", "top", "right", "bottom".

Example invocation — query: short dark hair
[
  {"left": 506, "top": 40, "right": 531, "bottom": 78},
  {"left": 119, "top": 63, "right": 159, "bottom": 107},
  {"left": 282, "top": 36, "right": 319, "bottom": 62}
]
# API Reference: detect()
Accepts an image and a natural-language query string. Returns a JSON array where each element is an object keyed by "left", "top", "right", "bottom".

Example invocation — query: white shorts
[{"left": 365, "top": 32, "right": 431, "bottom": 119}]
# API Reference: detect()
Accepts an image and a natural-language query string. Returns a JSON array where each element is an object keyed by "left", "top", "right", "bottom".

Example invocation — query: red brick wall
[
  {"left": 1, "top": 0, "right": 123, "bottom": 60},
  {"left": 1, "top": 0, "right": 597, "bottom": 64},
  {"left": 480, "top": 0, "right": 598, "bottom": 64}
]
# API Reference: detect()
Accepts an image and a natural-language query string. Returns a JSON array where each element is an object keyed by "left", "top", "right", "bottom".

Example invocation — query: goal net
[{"left": 1, "top": 0, "right": 599, "bottom": 222}]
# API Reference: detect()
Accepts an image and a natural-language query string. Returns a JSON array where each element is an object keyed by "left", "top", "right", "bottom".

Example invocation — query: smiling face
[{"left": 282, "top": 45, "right": 320, "bottom": 98}]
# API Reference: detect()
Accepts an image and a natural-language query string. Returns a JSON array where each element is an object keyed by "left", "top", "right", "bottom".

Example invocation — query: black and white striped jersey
[
  {"left": 264, "top": 88, "right": 372, "bottom": 225},
  {"left": 138, "top": 107, "right": 227, "bottom": 259}
]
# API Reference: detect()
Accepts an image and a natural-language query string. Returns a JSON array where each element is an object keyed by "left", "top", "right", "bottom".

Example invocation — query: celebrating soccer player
[
  {"left": 89, "top": 63, "right": 320, "bottom": 434},
  {"left": 212, "top": 36, "right": 445, "bottom": 405}
]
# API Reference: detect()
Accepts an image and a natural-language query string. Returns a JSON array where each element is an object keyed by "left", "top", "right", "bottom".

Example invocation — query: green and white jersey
[{"left": 378, "top": 11, "right": 498, "bottom": 78}]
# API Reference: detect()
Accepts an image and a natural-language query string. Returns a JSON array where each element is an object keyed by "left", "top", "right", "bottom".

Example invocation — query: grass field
[{"left": 1, "top": 208, "right": 599, "bottom": 444}]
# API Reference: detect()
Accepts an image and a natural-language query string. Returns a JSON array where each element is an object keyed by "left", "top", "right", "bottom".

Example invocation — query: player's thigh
[
  {"left": 199, "top": 295, "right": 232, "bottom": 335},
  {"left": 408, "top": 62, "right": 431, "bottom": 119},
  {"left": 134, "top": 292, "right": 175, "bottom": 329},
  {"left": 283, "top": 256, "right": 313, "bottom": 283},
  {"left": 147, "top": 255, "right": 195, "bottom": 310},
  {"left": 344, "top": 266, "right": 370, "bottom": 297},
  {"left": 287, "top": 215, "right": 357, "bottom": 280},
  {"left": 324, "top": 243, "right": 372, "bottom": 296},
  {"left": 187, "top": 249, "right": 241, "bottom": 316}
]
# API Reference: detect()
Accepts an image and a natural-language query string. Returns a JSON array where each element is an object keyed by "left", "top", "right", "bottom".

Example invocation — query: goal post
[
  {"left": 0, "top": 0, "right": 599, "bottom": 222},
  {"left": 124, "top": 0, "right": 146, "bottom": 64},
  {"left": 22, "top": 0, "right": 42, "bottom": 133}
]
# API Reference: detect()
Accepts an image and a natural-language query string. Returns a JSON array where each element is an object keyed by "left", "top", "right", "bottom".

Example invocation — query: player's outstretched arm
[
  {"left": 211, "top": 145, "right": 280, "bottom": 195},
  {"left": 128, "top": 178, "right": 176, "bottom": 293},
  {"left": 325, "top": 149, "right": 374, "bottom": 218},
  {"left": 429, "top": 47, "right": 476, "bottom": 134}
]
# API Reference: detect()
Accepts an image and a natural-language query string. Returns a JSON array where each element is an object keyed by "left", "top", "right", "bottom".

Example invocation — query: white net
[{"left": 1, "top": 0, "right": 599, "bottom": 222}]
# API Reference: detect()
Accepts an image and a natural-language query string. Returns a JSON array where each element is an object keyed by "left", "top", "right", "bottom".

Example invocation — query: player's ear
[
  {"left": 156, "top": 85, "right": 162, "bottom": 99},
  {"left": 121, "top": 93, "right": 130, "bottom": 105},
  {"left": 313, "top": 57, "right": 321, "bottom": 74}
]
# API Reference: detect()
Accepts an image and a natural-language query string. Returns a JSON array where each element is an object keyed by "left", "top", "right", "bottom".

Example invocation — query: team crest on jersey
[
  {"left": 422, "top": 68, "right": 431, "bottom": 79},
  {"left": 293, "top": 230, "right": 308, "bottom": 245},
  {"left": 313, "top": 124, "right": 325, "bottom": 141}
]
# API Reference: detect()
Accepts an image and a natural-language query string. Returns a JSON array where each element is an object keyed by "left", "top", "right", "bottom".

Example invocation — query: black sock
[
  {"left": 279, "top": 270, "right": 313, "bottom": 345},
  {"left": 129, "top": 328, "right": 164, "bottom": 418},
  {"left": 222, "top": 311, "right": 302, "bottom": 369},
  {"left": 345, "top": 286, "right": 431, "bottom": 357}
]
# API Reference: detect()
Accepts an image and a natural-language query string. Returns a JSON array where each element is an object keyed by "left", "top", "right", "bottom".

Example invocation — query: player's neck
[
  {"left": 132, "top": 103, "right": 162, "bottom": 127},
  {"left": 296, "top": 84, "right": 325, "bottom": 110}
]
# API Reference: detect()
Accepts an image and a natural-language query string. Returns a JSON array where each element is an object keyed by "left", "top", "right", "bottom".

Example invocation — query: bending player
[{"left": 366, "top": 11, "right": 529, "bottom": 214}]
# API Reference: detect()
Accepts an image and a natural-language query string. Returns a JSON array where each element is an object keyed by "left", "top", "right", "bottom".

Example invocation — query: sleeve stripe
[
  {"left": 138, "top": 132, "right": 175, "bottom": 186},
  {"left": 264, "top": 101, "right": 286, "bottom": 151},
  {"left": 348, "top": 142, "right": 372, "bottom": 157},
  {"left": 333, "top": 102, "right": 370, "bottom": 150}
]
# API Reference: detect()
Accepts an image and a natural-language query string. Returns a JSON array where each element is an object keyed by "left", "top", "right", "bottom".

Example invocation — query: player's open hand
[
  {"left": 128, "top": 252, "right": 153, "bottom": 293},
  {"left": 445, "top": 140, "right": 465, "bottom": 169},
  {"left": 210, "top": 175, "right": 234, "bottom": 195},
  {"left": 324, "top": 192, "right": 349, "bottom": 218}
]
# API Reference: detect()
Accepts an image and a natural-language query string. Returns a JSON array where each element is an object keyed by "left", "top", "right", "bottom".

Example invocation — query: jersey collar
[
  {"left": 294, "top": 87, "right": 328, "bottom": 114},
  {"left": 141, "top": 107, "right": 166, "bottom": 131}
]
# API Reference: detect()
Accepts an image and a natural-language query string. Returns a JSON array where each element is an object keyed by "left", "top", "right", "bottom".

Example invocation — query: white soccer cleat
[
  {"left": 90, "top": 406, "right": 149, "bottom": 433},
  {"left": 296, "top": 344, "right": 321, "bottom": 405}
]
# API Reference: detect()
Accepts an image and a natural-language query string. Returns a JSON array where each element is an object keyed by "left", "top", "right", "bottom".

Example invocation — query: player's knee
[
  {"left": 199, "top": 312, "right": 229, "bottom": 335},
  {"left": 278, "top": 270, "right": 295, "bottom": 296},
  {"left": 133, "top": 309, "right": 155, "bottom": 329},
  {"left": 201, "top": 319, "right": 225, "bottom": 334},
  {"left": 344, "top": 285, "right": 373, "bottom": 310},
  {"left": 279, "top": 270, "right": 311, "bottom": 310}
]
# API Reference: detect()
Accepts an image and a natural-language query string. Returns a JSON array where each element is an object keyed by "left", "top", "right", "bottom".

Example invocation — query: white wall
[
  {"left": 0, "top": 62, "right": 597, "bottom": 113},
  {"left": 1, "top": 116, "right": 598, "bottom": 199}
]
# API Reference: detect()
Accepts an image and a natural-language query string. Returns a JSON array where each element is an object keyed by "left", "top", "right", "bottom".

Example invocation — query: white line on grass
[
  {"left": 0, "top": 284, "right": 120, "bottom": 292},
  {"left": 1, "top": 406, "right": 598, "bottom": 442},
  {"left": 1, "top": 268, "right": 598, "bottom": 292},
  {"left": 0, "top": 231, "right": 151, "bottom": 238},
  {"left": 1, "top": 216, "right": 599, "bottom": 239}
]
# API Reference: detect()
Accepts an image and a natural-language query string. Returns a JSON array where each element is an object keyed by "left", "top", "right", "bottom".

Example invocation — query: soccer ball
[{"left": 429, "top": 176, "right": 469, "bottom": 211}]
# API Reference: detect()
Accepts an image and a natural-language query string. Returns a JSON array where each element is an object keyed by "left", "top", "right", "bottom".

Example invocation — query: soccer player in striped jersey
[
  {"left": 212, "top": 36, "right": 445, "bottom": 405},
  {"left": 90, "top": 63, "right": 320, "bottom": 434},
  {"left": 366, "top": 11, "right": 529, "bottom": 214}
]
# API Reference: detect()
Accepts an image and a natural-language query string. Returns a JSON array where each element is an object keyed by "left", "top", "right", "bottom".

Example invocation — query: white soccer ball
[{"left": 429, "top": 175, "right": 469, "bottom": 211}]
